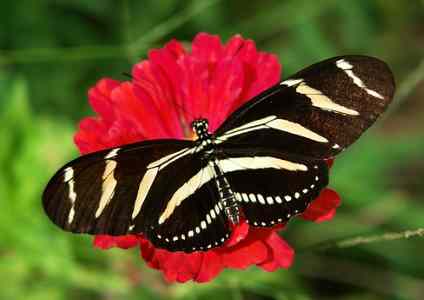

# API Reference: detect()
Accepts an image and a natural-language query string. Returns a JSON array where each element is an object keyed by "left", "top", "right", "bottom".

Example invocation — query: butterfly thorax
[
  {"left": 192, "top": 118, "right": 216, "bottom": 155},
  {"left": 192, "top": 118, "right": 240, "bottom": 224}
]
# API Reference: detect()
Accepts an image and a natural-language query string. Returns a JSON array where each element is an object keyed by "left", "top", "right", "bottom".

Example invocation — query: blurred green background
[{"left": 1, "top": 1, "right": 424, "bottom": 299}]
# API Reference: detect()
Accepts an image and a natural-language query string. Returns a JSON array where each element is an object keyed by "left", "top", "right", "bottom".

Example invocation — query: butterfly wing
[
  {"left": 144, "top": 181, "right": 230, "bottom": 252},
  {"left": 43, "top": 139, "right": 231, "bottom": 252},
  {"left": 214, "top": 147, "right": 328, "bottom": 226},
  {"left": 215, "top": 55, "right": 395, "bottom": 159}
]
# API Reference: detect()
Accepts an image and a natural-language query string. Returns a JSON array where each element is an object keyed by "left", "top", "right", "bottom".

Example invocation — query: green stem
[
  {"left": 303, "top": 228, "right": 424, "bottom": 252},
  {"left": 383, "top": 57, "right": 424, "bottom": 119},
  {"left": 0, "top": 0, "right": 222, "bottom": 65},
  {"left": 129, "top": 0, "right": 222, "bottom": 54},
  {"left": 0, "top": 45, "right": 126, "bottom": 65}
]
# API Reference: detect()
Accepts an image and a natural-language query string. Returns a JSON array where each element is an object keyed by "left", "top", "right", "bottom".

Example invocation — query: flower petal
[
  {"left": 207, "top": 57, "right": 244, "bottom": 131},
  {"left": 194, "top": 251, "right": 223, "bottom": 283},
  {"left": 258, "top": 232, "right": 294, "bottom": 271},
  {"left": 221, "top": 238, "right": 268, "bottom": 269},
  {"left": 302, "top": 188, "right": 341, "bottom": 223},
  {"left": 225, "top": 219, "right": 250, "bottom": 247},
  {"left": 94, "top": 235, "right": 140, "bottom": 249},
  {"left": 191, "top": 33, "right": 223, "bottom": 65}
]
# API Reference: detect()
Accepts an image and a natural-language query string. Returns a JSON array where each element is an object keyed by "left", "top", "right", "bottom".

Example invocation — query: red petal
[
  {"left": 207, "top": 57, "right": 244, "bottom": 131},
  {"left": 74, "top": 117, "right": 110, "bottom": 154},
  {"left": 225, "top": 219, "right": 250, "bottom": 247},
  {"left": 221, "top": 239, "right": 268, "bottom": 269},
  {"left": 302, "top": 188, "right": 341, "bottom": 223},
  {"left": 88, "top": 78, "right": 120, "bottom": 123},
  {"left": 242, "top": 51, "right": 281, "bottom": 100},
  {"left": 93, "top": 235, "right": 140, "bottom": 249},
  {"left": 258, "top": 232, "right": 294, "bottom": 271},
  {"left": 164, "top": 39, "right": 186, "bottom": 59},
  {"left": 194, "top": 251, "right": 223, "bottom": 283},
  {"left": 192, "top": 33, "right": 223, "bottom": 65}
]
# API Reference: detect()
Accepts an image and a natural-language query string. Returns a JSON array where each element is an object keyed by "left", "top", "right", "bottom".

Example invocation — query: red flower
[{"left": 75, "top": 33, "right": 341, "bottom": 283}]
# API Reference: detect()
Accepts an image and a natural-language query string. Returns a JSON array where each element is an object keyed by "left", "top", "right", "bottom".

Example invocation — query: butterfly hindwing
[
  {"left": 215, "top": 147, "right": 329, "bottom": 226},
  {"left": 145, "top": 182, "right": 230, "bottom": 252},
  {"left": 216, "top": 55, "right": 395, "bottom": 159}
]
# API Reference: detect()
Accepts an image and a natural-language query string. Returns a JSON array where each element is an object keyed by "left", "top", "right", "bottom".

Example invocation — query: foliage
[{"left": 0, "top": 1, "right": 423, "bottom": 299}]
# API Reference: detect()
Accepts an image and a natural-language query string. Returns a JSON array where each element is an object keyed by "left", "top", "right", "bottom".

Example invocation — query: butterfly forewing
[
  {"left": 43, "top": 139, "right": 195, "bottom": 235},
  {"left": 216, "top": 55, "right": 395, "bottom": 159}
]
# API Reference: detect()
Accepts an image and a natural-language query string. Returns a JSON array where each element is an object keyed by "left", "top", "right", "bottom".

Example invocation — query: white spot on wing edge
[
  {"left": 257, "top": 194, "right": 265, "bottom": 204},
  {"left": 266, "top": 196, "right": 274, "bottom": 205},
  {"left": 201, "top": 221, "right": 207, "bottom": 229}
]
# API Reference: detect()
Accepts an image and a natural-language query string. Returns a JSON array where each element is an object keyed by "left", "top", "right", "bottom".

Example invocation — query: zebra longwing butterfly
[{"left": 43, "top": 55, "right": 395, "bottom": 252}]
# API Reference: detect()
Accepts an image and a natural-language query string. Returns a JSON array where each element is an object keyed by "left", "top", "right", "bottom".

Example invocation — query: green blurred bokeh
[{"left": 1, "top": 1, "right": 424, "bottom": 299}]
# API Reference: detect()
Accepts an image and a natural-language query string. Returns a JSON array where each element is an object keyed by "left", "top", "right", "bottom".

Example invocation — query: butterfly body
[
  {"left": 43, "top": 55, "right": 395, "bottom": 252},
  {"left": 191, "top": 118, "right": 241, "bottom": 225}
]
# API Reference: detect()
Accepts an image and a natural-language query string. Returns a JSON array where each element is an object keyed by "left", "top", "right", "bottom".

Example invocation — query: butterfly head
[{"left": 191, "top": 118, "right": 210, "bottom": 139}]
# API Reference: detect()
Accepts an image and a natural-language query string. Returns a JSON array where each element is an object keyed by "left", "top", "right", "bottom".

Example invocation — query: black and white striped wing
[
  {"left": 215, "top": 55, "right": 395, "bottom": 159},
  {"left": 216, "top": 148, "right": 329, "bottom": 226},
  {"left": 145, "top": 182, "right": 230, "bottom": 252},
  {"left": 43, "top": 139, "right": 230, "bottom": 252}
]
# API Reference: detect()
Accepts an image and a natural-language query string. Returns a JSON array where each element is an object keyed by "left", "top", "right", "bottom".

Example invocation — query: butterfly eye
[{"left": 191, "top": 119, "right": 209, "bottom": 134}]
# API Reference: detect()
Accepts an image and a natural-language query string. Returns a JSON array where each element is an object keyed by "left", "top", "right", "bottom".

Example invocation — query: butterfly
[{"left": 43, "top": 55, "right": 395, "bottom": 253}]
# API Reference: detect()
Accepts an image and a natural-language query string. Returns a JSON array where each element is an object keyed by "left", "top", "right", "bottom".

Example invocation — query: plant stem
[
  {"left": 129, "top": 0, "right": 221, "bottom": 54},
  {"left": 0, "top": 0, "right": 222, "bottom": 65},
  {"left": 303, "top": 228, "right": 424, "bottom": 252},
  {"left": 383, "top": 57, "right": 424, "bottom": 119}
]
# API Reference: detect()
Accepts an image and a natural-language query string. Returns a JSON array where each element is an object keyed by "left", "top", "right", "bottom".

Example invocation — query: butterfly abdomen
[{"left": 210, "top": 159, "right": 240, "bottom": 225}]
